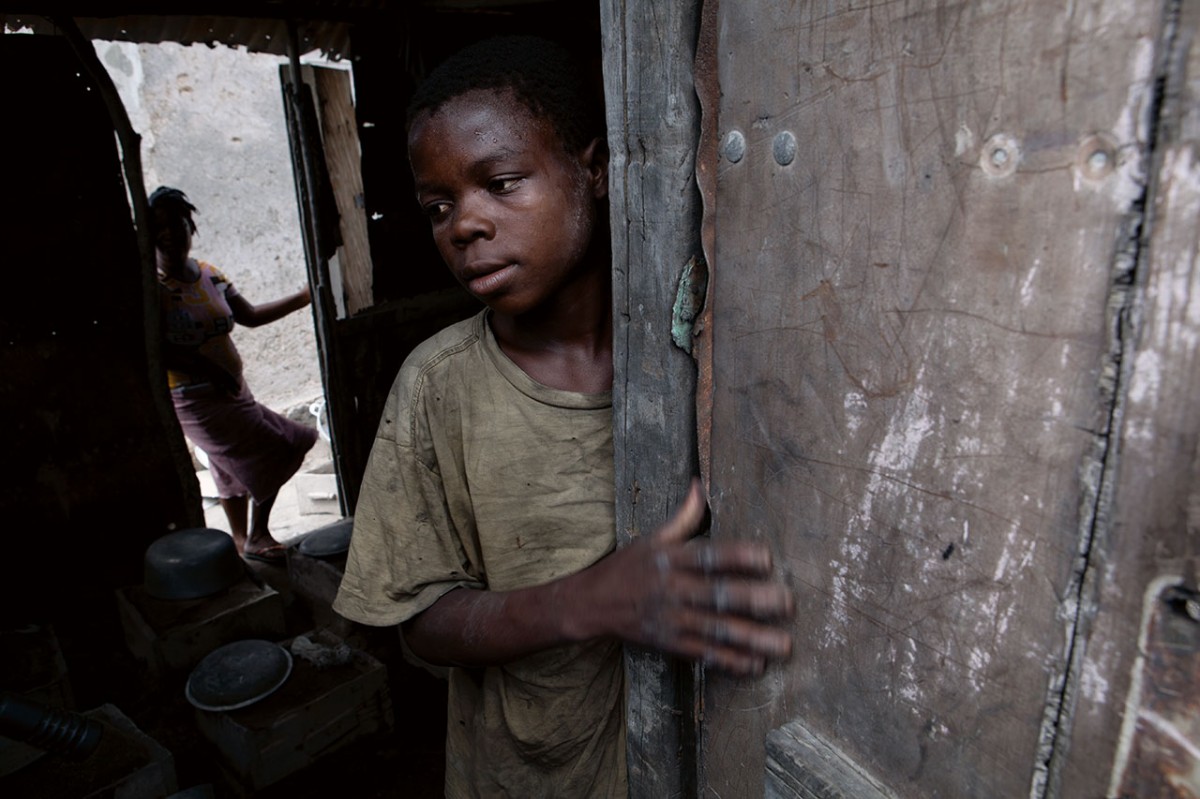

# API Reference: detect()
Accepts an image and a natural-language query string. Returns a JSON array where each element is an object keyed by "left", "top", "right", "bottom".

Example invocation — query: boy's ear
[{"left": 581, "top": 137, "right": 609, "bottom": 200}]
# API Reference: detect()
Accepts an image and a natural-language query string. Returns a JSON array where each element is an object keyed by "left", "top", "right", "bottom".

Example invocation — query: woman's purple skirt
[{"left": 171, "top": 381, "right": 319, "bottom": 501}]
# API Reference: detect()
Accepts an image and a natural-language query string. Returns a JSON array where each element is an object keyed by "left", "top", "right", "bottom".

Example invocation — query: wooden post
[{"left": 601, "top": 1, "right": 705, "bottom": 795}]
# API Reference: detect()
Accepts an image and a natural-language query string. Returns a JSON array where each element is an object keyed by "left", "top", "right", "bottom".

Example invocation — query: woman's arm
[
  {"left": 228, "top": 286, "right": 311, "bottom": 328},
  {"left": 403, "top": 480, "right": 795, "bottom": 676}
]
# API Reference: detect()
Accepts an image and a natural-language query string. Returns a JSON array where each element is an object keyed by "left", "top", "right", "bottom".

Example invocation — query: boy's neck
[{"left": 490, "top": 265, "right": 613, "bottom": 395}]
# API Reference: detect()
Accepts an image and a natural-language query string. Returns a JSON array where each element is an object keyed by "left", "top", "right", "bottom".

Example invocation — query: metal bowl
[
  {"left": 185, "top": 639, "right": 293, "bottom": 712},
  {"left": 296, "top": 518, "right": 353, "bottom": 559},
  {"left": 143, "top": 528, "right": 244, "bottom": 600}
]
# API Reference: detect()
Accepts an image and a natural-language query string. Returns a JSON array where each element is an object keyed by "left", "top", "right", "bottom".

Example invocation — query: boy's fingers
[
  {"left": 667, "top": 613, "right": 793, "bottom": 672},
  {"left": 688, "top": 540, "right": 773, "bottom": 575},
  {"left": 655, "top": 539, "right": 773, "bottom": 577},
  {"left": 652, "top": 480, "right": 707, "bottom": 546},
  {"left": 677, "top": 635, "right": 767, "bottom": 677},
  {"left": 677, "top": 576, "right": 794, "bottom": 618}
]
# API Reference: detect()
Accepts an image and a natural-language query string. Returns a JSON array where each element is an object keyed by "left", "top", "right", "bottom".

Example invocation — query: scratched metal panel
[
  {"left": 701, "top": 1, "right": 1165, "bottom": 797},
  {"left": 1060, "top": 3, "right": 1200, "bottom": 796}
]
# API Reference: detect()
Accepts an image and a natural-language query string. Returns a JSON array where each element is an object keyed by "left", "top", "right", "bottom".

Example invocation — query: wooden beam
[{"left": 601, "top": 0, "right": 705, "bottom": 796}]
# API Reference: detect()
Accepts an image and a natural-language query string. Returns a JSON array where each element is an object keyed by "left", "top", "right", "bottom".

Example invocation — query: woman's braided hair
[{"left": 148, "top": 186, "right": 199, "bottom": 234}]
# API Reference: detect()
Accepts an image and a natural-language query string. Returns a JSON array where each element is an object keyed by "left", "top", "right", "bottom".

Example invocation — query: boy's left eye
[{"left": 489, "top": 176, "right": 523, "bottom": 194}]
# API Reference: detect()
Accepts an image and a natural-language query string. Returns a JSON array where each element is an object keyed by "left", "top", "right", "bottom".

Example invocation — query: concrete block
[
  {"left": 115, "top": 578, "right": 287, "bottom": 676},
  {"left": 193, "top": 629, "right": 393, "bottom": 792},
  {"left": 292, "top": 472, "right": 339, "bottom": 516}
]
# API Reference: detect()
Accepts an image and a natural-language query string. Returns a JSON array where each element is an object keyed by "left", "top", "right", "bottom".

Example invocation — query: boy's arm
[{"left": 403, "top": 480, "right": 794, "bottom": 676}]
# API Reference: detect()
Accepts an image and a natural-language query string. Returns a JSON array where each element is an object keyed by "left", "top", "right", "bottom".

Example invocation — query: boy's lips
[{"left": 462, "top": 261, "right": 517, "bottom": 296}]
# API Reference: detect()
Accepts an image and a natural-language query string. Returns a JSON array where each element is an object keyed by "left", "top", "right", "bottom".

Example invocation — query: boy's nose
[{"left": 450, "top": 194, "right": 496, "bottom": 245}]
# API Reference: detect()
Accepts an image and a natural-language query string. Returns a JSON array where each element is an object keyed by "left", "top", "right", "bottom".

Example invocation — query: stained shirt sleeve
[{"left": 333, "top": 354, "right": 484, "bottom": 628}]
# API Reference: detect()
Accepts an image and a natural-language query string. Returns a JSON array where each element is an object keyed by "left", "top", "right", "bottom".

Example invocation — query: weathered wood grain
[
  {"left": 311, "top": 66, "right": 374, "bottom": 318},
  {"left": 601, "top": 0, "right": 706, "bottom": 795},
  {"left": 765, "top": 719, "right": 896, "bottom": 799},
  {"left": 701, "top": 1, "right": 1173, "bottom": 796},
  {"left": 1059, "top": 2, "right": 1200, "bottom": 796}
]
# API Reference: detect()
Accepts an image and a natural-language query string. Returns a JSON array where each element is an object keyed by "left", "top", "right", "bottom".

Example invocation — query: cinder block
[
  {"left": 2, "top": 703, "right": 177, "bottom": 798},
  {"left": 292, "top": 472, "right": 339, "bottom": 516},
  {"left": 115, "top": 578, "right": 287, "bottom": 675},
  {"left": 193, "top": 629, "right": 393, "bottom": 792}
]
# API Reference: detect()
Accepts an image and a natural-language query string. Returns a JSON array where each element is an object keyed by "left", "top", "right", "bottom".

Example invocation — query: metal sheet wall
[{"left": 696, "top": 1, "right": 1192, "bottom": 796}]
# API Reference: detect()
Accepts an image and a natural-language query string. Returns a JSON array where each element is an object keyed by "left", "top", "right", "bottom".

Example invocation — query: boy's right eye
[{"left": 422, "top": 201, "right": 451, "bottom": 219}]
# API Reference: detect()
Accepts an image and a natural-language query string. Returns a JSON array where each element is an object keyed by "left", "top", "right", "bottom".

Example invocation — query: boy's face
[{"left": 408, "top": 89, "right": 608, "bottom": 318}]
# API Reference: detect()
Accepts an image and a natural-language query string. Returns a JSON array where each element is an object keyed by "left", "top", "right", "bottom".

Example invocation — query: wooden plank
[
  {"left": 312, "top": 66, "right": 374, "bottom": 318},
  {"left": 701, "top": 1, "right": 1169, "bottom": 796},
  {"left": 1059, "top": 3, "right": 1200, "bottom": 796},
  {"left": 764, "top": 719, "right": 895, "bottom": 799},
  {"left": 601, "top": 0, "right": 705, "bottom": 795}
]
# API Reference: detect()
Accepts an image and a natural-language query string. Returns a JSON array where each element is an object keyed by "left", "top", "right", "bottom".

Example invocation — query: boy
[{"left": 333, "top": 35, "right": 794, "bottom": 797}]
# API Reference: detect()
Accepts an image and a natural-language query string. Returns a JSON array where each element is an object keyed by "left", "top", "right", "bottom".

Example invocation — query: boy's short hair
[{"left": 407, "top": 35, "right": 604, "bottom": 154}]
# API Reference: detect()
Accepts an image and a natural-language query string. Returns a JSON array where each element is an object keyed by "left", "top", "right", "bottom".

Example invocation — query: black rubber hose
[{"left": 0, "top": 692, "right": 103, "bottom": 760}]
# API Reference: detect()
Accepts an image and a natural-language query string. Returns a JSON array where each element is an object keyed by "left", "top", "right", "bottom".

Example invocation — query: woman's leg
[
  {"left": 219, "top": 494, "right": 250, "bottom": 554},
  {"left": 244, "top": 491, "right": 282, "bottom": 559}
]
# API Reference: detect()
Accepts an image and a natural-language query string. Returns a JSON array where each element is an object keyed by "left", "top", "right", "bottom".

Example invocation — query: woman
[{"left": 151, "top": 186, "right": 317, "bottom": 563}]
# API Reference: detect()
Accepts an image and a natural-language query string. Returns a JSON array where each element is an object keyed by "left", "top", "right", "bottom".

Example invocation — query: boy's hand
[{"left": 580, "top": 479, "right": 795, "bottom": 676}]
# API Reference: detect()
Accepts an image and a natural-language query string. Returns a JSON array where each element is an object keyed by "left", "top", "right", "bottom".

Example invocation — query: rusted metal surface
[
  {"left": 1108, "top": 581, "right": 1200, "bottom": 798},
  {"left": 693, "top": 0, "right": 719, "bottom": 493},
  {"left": 699, "top": 1, "right": 1179, "bottom": 797}
]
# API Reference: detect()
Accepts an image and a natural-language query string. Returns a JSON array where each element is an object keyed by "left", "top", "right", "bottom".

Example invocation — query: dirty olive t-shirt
[{"left": 333, "top": 310, "right": 626, "bottom": 798}]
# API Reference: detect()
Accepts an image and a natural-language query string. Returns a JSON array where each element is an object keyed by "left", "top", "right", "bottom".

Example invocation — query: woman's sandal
[{"left": 243, "top": 544, "right": 287, "bottom": 564}]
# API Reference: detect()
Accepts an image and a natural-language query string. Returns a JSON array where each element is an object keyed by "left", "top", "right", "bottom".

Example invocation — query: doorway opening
[{"left": 97, "top": 38, "right": 343, "bottom": 543}]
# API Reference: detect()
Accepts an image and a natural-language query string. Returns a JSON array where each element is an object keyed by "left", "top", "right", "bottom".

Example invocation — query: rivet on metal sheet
[
  {"left": 980, "top": 133, "right": 1020, "bottom": 178},
  {"left": 722, "top": 130, "right": 746, "bottom": 163},
  {"left": 1077, "top": 133, "right": 1118, "bottom": 181},
  {"left": 773, "top": 131, "right": 796, "bottom": 166}
]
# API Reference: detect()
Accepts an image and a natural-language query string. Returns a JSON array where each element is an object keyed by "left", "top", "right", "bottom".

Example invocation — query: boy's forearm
[{"left": 403, "top": 576, "right": 601, "bottom": 668}]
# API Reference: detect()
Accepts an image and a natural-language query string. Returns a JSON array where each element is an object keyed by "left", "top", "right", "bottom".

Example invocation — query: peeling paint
[
  {"left": 1154, "top": 148, "right": 1200, "bottom": 353},
  {"left": 954, "top": 123, "right": 974, "bottom": 157},
  {"left": 1097, "top": 36, "right": 1154, "bottom": 208},
  {"left": 671, "top": 255, "right": 709, "bottom": 354},
  {"left": 1128, "top": 348, "right": 1163, "bottom": 405},
  {"left": 1020, "top": 258, "right": 1041, "bottom": 307},
  {"left": 844, "top": 391, "right": 867, "bottom": 434},
  {"left": 1080, "top": 658, "right": 1111, "bottom": 707}
]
